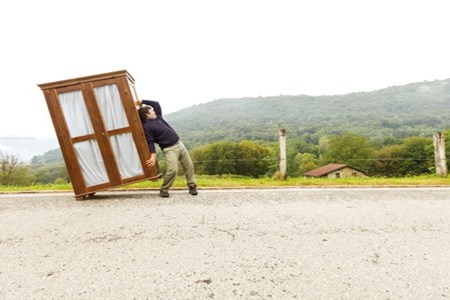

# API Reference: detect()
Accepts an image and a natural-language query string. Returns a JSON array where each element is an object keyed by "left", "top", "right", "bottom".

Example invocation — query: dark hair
[{"left": 138, "top": 106, "right": 152, "bottom": 123}]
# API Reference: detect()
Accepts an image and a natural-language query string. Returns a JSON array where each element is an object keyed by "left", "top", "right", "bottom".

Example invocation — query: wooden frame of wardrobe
[{"left": 38, "top": 70, "right": 159, "bottom": 200}]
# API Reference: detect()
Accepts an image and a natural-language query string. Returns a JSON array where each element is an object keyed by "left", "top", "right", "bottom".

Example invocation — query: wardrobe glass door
[
  {"left": 58, "top": 90, "right": 109, "bottom": 187},
  {"left": 93, "top": 84, "right": 143, "bottom": 179}
]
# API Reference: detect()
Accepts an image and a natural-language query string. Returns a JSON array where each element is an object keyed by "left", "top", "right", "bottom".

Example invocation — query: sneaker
[
  {"left": 159, "top": 190, "right": 170, "bottom": 198},
  {"left": 188, "top": 184, "right": 198, "bottom": 196}
]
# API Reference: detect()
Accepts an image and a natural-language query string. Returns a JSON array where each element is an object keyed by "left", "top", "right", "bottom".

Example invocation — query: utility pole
[
  {"left": 279, "top": 129, "right": 287, "bottom": 180},
  {"left": 433, "top": 132, "right": 448, "bottom": 177}
]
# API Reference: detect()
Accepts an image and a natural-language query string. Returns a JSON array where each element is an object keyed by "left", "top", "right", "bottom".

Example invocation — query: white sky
[{"left": 1, "top": 0, "right": 450, "bottom": 138}]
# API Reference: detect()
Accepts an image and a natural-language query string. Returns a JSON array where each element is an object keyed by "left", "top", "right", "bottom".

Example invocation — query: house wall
[{"left": 326, "top": 167, "right": 367, "bottom": 178}]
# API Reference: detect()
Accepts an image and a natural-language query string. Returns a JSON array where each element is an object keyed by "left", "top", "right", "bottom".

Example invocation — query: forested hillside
[
  {"left": 166, "top": 79, "right": 450, "bottom": 147},
  {"left": 32, "top": 78, "right": 450, "bottom": 166},
  {"left": 17, "top": 79, "right": 450, "bottom": 182}
]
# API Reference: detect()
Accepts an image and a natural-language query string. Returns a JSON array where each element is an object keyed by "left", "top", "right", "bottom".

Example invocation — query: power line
[{"left": 192, "top": 158, "right": 436, "bottom": 163}]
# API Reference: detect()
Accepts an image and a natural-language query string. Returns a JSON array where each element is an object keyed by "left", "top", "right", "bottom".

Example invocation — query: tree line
[
  {"left": 1, "top": 129, "right": 448, "bottom": 186},
  {"left": 190, "top": 131, "right": 444, "bottom": 178},
  {"left": 0, "top": 153, "right": 68, "bottom": 186}
]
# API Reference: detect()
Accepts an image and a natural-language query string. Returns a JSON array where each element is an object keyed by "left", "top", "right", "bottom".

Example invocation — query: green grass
[{"left": 1, "top": 174, "right": 449, "bottom": 193}]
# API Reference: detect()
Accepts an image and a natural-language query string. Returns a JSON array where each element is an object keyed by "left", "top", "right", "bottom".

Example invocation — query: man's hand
[
  {"left": 146, "top": 153, "right": 157, "bottom": 168},
  {"left": 134, "top": 100, "right": 142, "bottom": 108}
]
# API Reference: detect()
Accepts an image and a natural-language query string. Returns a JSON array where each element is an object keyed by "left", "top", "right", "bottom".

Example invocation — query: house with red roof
[{"left": 303, "top": 163, "right": 368, "bottom": 178}]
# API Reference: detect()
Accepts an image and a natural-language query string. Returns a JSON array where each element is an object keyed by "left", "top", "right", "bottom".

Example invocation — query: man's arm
[
  {"left": 142, "top": 124, "right": 157, "bottom": 153},
  {"left": 142, "top": 125, "right": 157, "bottom": 167},
  {"left": 139, "top": 99, "right": 163, "bottom": 117}
]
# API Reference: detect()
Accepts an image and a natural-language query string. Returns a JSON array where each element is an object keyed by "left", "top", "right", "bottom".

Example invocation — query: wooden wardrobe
[{"left": 38, "top": 70, "right": 160, "bottom": 199}]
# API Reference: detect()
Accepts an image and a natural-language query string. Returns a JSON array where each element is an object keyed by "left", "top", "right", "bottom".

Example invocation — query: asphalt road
[{"left": 1, "top": 187, "right": 450, "bottom": 299}]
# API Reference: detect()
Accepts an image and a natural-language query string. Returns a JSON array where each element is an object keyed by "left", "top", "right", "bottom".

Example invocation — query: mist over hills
[
  {"left": 166, "top": 79, "right": 450, "bottom": 147},
  {"left": 0, "top": 137, "right": 58, "bottom": 162}
]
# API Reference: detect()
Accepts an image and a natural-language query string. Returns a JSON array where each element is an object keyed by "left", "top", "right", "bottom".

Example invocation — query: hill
[
  {"left": 166, "top": 79, "right": 450, "bottom": 147},
  {"left": 31, "top": 78, "right": 450, "bottom": 163}
]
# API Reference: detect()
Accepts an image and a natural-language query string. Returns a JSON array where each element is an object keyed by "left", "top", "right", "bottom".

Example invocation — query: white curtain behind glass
[
  {"left": 74, "top": 140, "right": 109, "bottom": 186},
  {"left": 58, "top": 91, "right": 93, "bottom": 137},
  {"left": 94, "top": 84, "right": 143, "bottom": 179},
  {"left": 58, "top": 91, "right": 109, "bottom": 187},
  {"left": 109, "top": 134, "right": 143, "bottom": 178},
  {"left": 94, "top": 84, "right": 128, "bottom": 130}
]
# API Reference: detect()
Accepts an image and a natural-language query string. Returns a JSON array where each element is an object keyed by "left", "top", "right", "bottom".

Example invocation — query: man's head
[{"left": 138, "top": 105, "right": 157, "bottom": 123}]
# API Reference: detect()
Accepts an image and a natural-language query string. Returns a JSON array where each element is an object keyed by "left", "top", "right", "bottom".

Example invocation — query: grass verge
[{"left": 0, "top": 174, "right": 449, "bottom": 194}]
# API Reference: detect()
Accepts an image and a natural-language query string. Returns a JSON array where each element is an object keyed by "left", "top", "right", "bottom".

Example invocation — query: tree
[
  {"left": 191, "top": 141, "right": 240, "bottom": 175},
  {"left": 370, "top": 145, "right": 403, "bottom": 177},
  {"left": 0, "top": 152, "right": 34, "bottom": 186},
  {"left": 32, "top": 164, "right": 69, "bottom": 184},
  {"left": 444, "top": 129, "right": 450, "bottom": 171},
  {"left": 320, "top": 132, "right": 375, "bottom": 171},
  {"left": 397, "top": 136, "right": 433, "bottom": 175},
  {"left": 296, "top": 153, "right": 319, "bottom": 175},
  {"left": 236, "top": 140, "right": 272, "bottom": 177},
  {"left": 190, "top": 140, "right": 272, "bottom": 177},
  {"left": 286, "top": 137, "right": 319, "bottom": 177}
]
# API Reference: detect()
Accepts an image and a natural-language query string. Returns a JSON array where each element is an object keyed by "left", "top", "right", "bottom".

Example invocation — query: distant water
[{"left": 0, "top": 137, "right": 59, "bottom": 163}]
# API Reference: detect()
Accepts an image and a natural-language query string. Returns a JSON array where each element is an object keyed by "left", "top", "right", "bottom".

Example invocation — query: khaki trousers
[{"left": 160, "top": 141, "right": 196, "bottom": 192}]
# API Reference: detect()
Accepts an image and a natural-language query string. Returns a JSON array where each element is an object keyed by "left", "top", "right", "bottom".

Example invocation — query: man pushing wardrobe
[{"left": 136, "top": 100, "right": 198, "bottom": 197}]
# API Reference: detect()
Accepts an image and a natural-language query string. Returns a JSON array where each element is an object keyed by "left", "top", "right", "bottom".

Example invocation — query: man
[{"left": 136, "top": 99, "right": 197, "bottom": 197}]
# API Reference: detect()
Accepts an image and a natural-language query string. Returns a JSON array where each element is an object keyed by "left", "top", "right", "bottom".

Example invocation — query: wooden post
[
  {"left": 279, "top": 129, "right": 287, "bottom": 180},
  {"left": 433, "top": 132, "right": 448, "bottom": 177}
]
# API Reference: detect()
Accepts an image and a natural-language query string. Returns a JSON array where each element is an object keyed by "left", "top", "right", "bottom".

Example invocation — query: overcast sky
[{"left": 1, "top": 0, "right": 450, "bottom": 139}]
